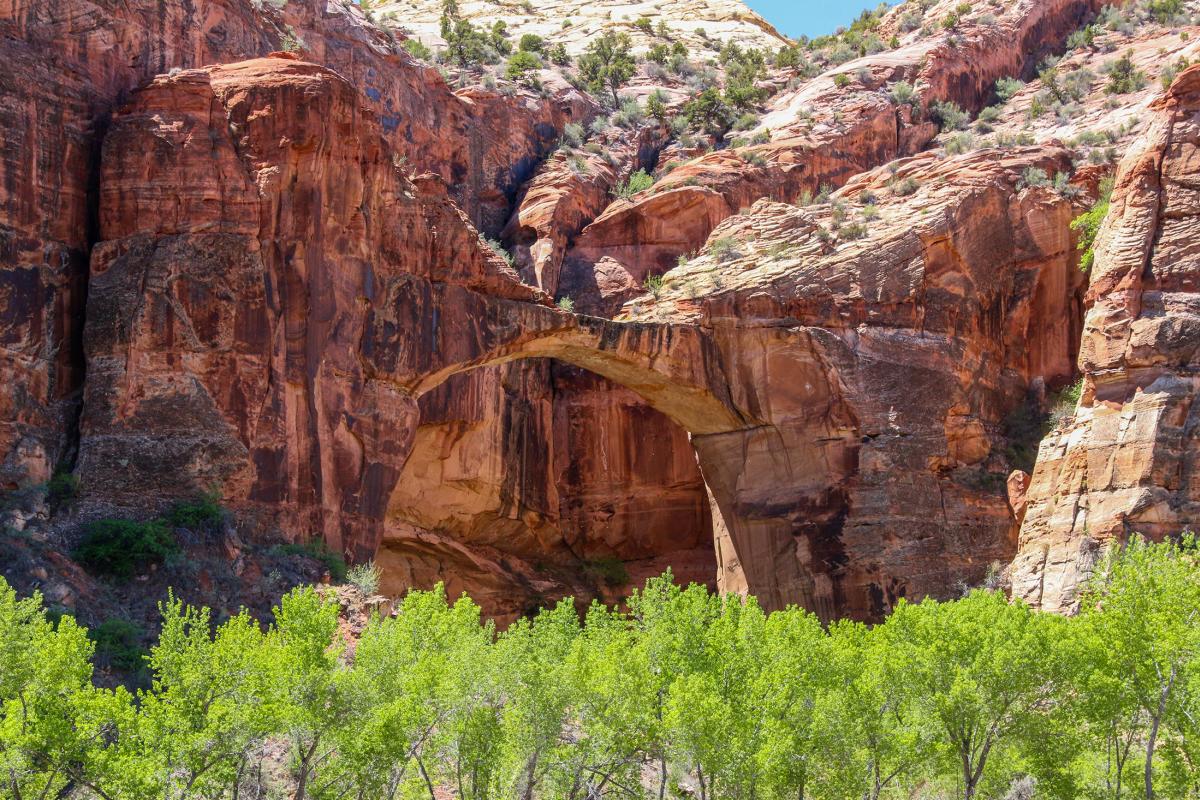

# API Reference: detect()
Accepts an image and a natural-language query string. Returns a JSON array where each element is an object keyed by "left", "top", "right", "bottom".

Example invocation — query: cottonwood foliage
[{"left": 3, "top": 536, "right": 1200, "bottom": 800}]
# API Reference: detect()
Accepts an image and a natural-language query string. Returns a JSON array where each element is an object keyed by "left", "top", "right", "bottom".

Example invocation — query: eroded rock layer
[
  {"left": 1011, "top": 66, "right": 1200, "bottom": 613},
  {"left": 617, "top": 146, "right": 1087, "bottom": 617},
  {"left": 0, "top": 0, "right": 585, "bottom": 485}
]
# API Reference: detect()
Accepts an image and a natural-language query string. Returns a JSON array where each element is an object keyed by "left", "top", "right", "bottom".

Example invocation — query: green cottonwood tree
[
  {"left": 1080, "top": 535, "right": 1200, "bottom": 800},
  {"left": 0, "top": 579, "right": 115, "bottom": 800},
  {"left": 817, "top": 618, "right": 934, "bottom": 800},
  {"left": 106, "top": 599, "right": 273, "bottom": 800},
  {"left": 890, "top": 590, "right": 1065, "bottom": 800}
]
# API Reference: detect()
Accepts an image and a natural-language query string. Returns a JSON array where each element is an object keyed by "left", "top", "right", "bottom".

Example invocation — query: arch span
[
  {"left": 372, "top": 282, "right": 851, "bottom": 617},
  {"left": 375, "top": 279, "right": 757, "bottom": 435}
]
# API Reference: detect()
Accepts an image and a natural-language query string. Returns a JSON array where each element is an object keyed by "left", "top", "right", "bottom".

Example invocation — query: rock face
[
  {"left": 1010, "top": 65, "right": 1200, "bottom": 613},
  {"left": 615, "top": 146, "right": 1086, "bottom": 617},
  {"left": 8, "top": 0, "right": 1194, "bottom": 623},
  {"left": 556, "top": 0, "right": 1103, "bottom": 317},
  {"left": 0, "top": 0, "right": 584, "bottom": 487},
  {"left": 79, "top": 56, "right": 542, "bottom": 560}
]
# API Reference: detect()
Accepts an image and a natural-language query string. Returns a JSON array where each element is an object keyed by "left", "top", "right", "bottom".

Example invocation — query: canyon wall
[
  {"left": 1011, "top": 65, "right": 1200, "bottom": 612},
  {"left": 7, "top": 0, "right": 1194, "bottom": 622},
  {"left": 0, "top": 0, "right": 584, "bottom": 486}
]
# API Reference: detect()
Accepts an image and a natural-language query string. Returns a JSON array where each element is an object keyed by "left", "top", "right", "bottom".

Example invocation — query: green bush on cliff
[
  {"left": 74, "top": 518, "right": 179, "bottom": 580},
  {"left": 346, "top": 560, "right": 382, "bottom": 595},
  {"left": 164, "top": 490, "right": 225, "bottom": 531},
  {"left": 1105, "top": 50, "right": 1146, "bottom": 94},
  {"left": 1071, "top": 176, "right": 1113, "bottom": 272},
  {"left": 615, "top": 168, "right": 654, "bottom": 198}
]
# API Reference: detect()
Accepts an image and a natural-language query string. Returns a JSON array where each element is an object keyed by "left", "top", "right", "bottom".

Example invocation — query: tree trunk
[
  {"left": 521, "top": 752, "right": 539, "bottom": 800},
  {"left": 294, "top": 736, "right": 321, "bottom": 800},
  {"left": 418, "top": 756, "right": 438, "bottom": 800},
  {"left": 1146, "top": 668, "right": 1178, "bottom": 800}
]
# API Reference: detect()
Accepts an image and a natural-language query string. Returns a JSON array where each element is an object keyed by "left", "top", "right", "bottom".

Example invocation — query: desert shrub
[
  {"left": 944, "top": 131, "right": 975, "bottom": 155},
  {"left": 976, "top": 105, "right": 1001, "bottom": 123},
  {"left": 1017, "top": 167, "right": 1051, "bottom": 190},
  {"left": 616, "top": 169, "right": 654, "bottom": 198},
  {"left": 505, "top": 50, "right": 542, "bottom": 83},
  {"left": 709, "top": 237, "right": 740, "bottom": 262},
  {"left": 402, "top": 38, "right": 432, "bottom": 60},
  {"left": 1106, "top": 51, "right": 1146, "bottom": 94},
  {"left": 643, "top": 273, "right": 665, "bottom": 298},
  {"left": 164, "top": 490, "right": 224, "bottom": 531},
  {"left": 561, "top": 122, "right": 586, "bottom": 148},
  {"left": 776, "top": 45, "right": 801, "bottom": 68},
  {"left": 346, "top": 560, "right": 382, "bottom": 595},
  {"left": 74, "top": 518, "right": 178, "bottom": 580},
  {"left": 833, "top": 73, "right": 851, "bottom": 88},
  {"left": 281, "top": 25, "right": 303, "bottom": 53},
  {"left": 899, "top": 9, "right": 923, "bottom": 31},
  {"left": 611, "top": 98, "right": 644, "bottom": 128},
  {"left": 892, "top": 176, "right": 920, "bottom": 196},
  {"left": 1066, "top": 25, "right": 1095, "bottom": 51},
  {"left": 567, "top": 154, "right": 589, "bottom": 174},
  {"left": 517, "top": 33, "right": 544, "bottom": 52},
  {"left": 995, "top": 76, "right": 1025, "bottom": 102},
  {"left": 732, "top": 112, "right": 759, "bottom": 132},
  {"left": 889, "top": 80, "right": 917, "bottom": 107},
  {"left": 556, "top": 296, "right": 575, "bottom": 312},
  {"left": 578, "top": 31, "right": 636, "bottom": 106},
  {"left": 1147, "top": 0, "right": 1185, "bottom": 23},
  {"left": 1160, "top": 56, "right": 1192, "bottom": 91},
  {"left": 931, "top": 100, "right": 969, "bottom": 131},
  {"left": 740, "top": 150, "right": 767, "bottom": 167},
  {"left": 683, "top": 88, "right": 734, "bottom": 136},
  {"left": 1048, "top": 379, "right": 1083, "bottom": 429},
  {"left": 483, "top": 237, "right": 515, "bottom": 266},
  {"left": 839, "top": 222, "right": 867, "bottom": 240}
]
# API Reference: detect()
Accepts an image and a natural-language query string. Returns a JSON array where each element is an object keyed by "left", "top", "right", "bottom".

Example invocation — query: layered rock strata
[{"left": 1011, "top": 65, "right": 1200, "bottom": 612}]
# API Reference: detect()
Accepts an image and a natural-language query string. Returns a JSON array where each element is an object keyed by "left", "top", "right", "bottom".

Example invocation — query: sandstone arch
[{"left": 403, "top": 314, "right": 753, "bottom": 436}]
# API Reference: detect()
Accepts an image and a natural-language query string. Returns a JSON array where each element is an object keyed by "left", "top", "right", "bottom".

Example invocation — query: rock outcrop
[
  {"left": 556, "top": 0, "right": 1103, "bottom": 317},
  {"left": 614, "top": 145, "right": 1087, "bottom": 617},
  {"left": 0, "top": 0, "right": 585, "bottom": 487},
  {"left": 375, "top": 0, "right": 791, "bottom": 59},
  {"left": 79, "top": 56, "right": 542, "bottom": 560},
  {"left": 1011, "top": 65, "right": 1200, "bottom": 613}
]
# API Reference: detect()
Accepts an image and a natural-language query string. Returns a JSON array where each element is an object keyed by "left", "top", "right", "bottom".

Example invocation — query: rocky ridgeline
[{"left": 2, "top": 0, "right": 1199, "bottom": 623}]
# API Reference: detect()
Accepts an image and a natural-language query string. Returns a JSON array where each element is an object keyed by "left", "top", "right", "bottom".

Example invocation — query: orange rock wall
[{"left": 1011, "top": 66, "right": 1200, "bottom": 612}]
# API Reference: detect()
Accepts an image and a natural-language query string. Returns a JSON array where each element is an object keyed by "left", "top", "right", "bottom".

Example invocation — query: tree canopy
[{"left": 2, "top": 535, "right": 1199, "bottom": 800}]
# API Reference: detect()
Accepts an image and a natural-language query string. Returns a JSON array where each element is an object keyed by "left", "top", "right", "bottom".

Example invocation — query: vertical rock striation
[{"left": 1011, "top": 65, "right": 1200, "bottom": 612}]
